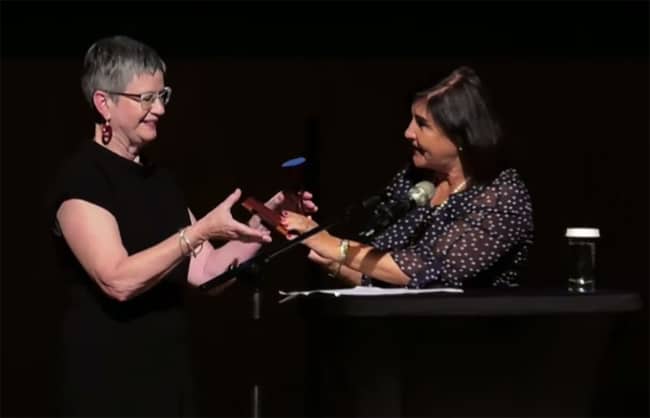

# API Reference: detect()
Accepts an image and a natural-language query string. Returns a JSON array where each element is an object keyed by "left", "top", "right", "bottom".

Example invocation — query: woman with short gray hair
[{"left": 48, "top": 35, "right": 317, "bottom": 416}]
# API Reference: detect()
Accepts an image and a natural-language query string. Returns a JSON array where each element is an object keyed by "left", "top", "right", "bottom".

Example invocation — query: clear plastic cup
[{"left": 565, "top": 228, "right": 600, "bottom": 293}]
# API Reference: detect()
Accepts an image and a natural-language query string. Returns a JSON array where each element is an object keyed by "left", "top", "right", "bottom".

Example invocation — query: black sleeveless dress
[{"left": 48, "top": 140, "right": 195, "bottom": 416}]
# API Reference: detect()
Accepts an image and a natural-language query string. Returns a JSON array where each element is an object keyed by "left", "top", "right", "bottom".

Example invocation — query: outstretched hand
[{"left": 199, "top": 189, "right": 272, "bottom": 243}]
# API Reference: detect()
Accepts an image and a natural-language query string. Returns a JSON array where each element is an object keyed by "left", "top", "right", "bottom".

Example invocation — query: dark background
[{"left": 2, "top": 1, "right": 648, "bottom": 417}]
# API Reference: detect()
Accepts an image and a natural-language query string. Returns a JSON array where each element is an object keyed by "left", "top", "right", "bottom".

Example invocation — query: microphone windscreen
[{"left": 409, "top": 181, "right": 436, "bottom": 207}]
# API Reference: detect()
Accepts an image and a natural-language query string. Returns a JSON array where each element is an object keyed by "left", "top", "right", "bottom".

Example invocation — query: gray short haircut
[{"left": 81, "top": 35, "right": 166, "bottom": 107}]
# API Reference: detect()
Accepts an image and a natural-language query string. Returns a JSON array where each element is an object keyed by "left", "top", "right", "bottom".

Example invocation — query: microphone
[
  {"left": 357, "top": 180, "right": 435, "bottom": 240},
  {"left": 358, "top": 194, "right": 383, "bottom": 210},
  {"left": 340, "top": 194, "right": 382, "bottom": 219}
]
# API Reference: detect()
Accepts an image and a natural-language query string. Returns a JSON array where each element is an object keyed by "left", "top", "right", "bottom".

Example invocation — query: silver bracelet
[
  {"left": 178, "top": 229, "right": 191, "bottom": 257},
  {"left": 327, "top": 262, "right": 343, "bottom": 279},
  {"left": 179, "top": 228, "right": 203, "bottom": 258}
]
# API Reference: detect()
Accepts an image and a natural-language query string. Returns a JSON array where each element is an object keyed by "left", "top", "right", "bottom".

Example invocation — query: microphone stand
[
  {"left": 198, "top": 219, "right": 343, "bottom": 292},
  {"left": 199, "top": 202, "right": 368, "bottom": 418}
]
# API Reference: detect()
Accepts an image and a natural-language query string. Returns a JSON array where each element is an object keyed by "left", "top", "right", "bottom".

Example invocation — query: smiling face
[
  {"left": 404, "top": 98, "right": 459, "bottom": 173},
  {"left": 103, "top": 70, "right": 167, "bottom": 149}
]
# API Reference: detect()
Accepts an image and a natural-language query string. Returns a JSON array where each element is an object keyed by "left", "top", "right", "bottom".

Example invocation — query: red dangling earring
[{"left": 101, "top": 119, "right": 112, "bottom": 145}]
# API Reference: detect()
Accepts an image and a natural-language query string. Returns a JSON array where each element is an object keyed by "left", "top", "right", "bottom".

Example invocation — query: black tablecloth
[{"left": 293, "top": 288, "right": 644, "bottom": 417}]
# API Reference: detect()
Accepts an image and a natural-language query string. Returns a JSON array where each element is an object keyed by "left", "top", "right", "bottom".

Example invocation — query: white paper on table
[{"left": 278, "top": 286, "right": 463, "bottom": 303}]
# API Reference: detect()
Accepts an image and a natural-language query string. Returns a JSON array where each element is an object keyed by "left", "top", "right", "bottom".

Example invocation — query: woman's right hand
[{"left": 195, "top": 189, "right": 272, "bottom": 243}]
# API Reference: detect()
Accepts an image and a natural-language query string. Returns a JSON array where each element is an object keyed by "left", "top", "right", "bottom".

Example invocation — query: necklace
[
  {"left": 431, "top": 178, "right": 470, "bottom": 214},
  {"left": 451, "top": 178, "right": 468, "bottom": 194}
]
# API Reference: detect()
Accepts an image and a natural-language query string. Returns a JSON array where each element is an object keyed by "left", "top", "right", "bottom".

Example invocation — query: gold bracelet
[
  {"left": 338, "top": 239, "right": 350, "bottom": 263},
  {"left": 179, "top": 228, "right": 204, "bottom": 258}
]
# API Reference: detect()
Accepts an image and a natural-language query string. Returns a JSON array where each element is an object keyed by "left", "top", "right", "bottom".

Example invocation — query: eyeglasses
[{"left": 105, "top": 86, "right": 172, "bottom": 110}]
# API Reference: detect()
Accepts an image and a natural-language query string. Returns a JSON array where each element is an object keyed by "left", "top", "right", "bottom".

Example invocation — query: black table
[
  {"left": 296, "top": 288, "right": 642, "bottom": 317},
  {"left": 293, "top": 289, "right": 643, "bottom": 417}
]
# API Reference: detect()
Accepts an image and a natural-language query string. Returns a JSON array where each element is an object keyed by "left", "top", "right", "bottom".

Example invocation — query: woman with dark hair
[
  {"left": 282, "top": 66, "right": 533, "bottom": 289},
  {"left": 47, "top": 35, "right": 317, "bottom": 416}
]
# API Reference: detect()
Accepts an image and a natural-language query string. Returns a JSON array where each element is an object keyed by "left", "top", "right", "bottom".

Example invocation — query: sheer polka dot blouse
[{"left": 361, "top": 165, "right": 534, "bottom": 288}]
